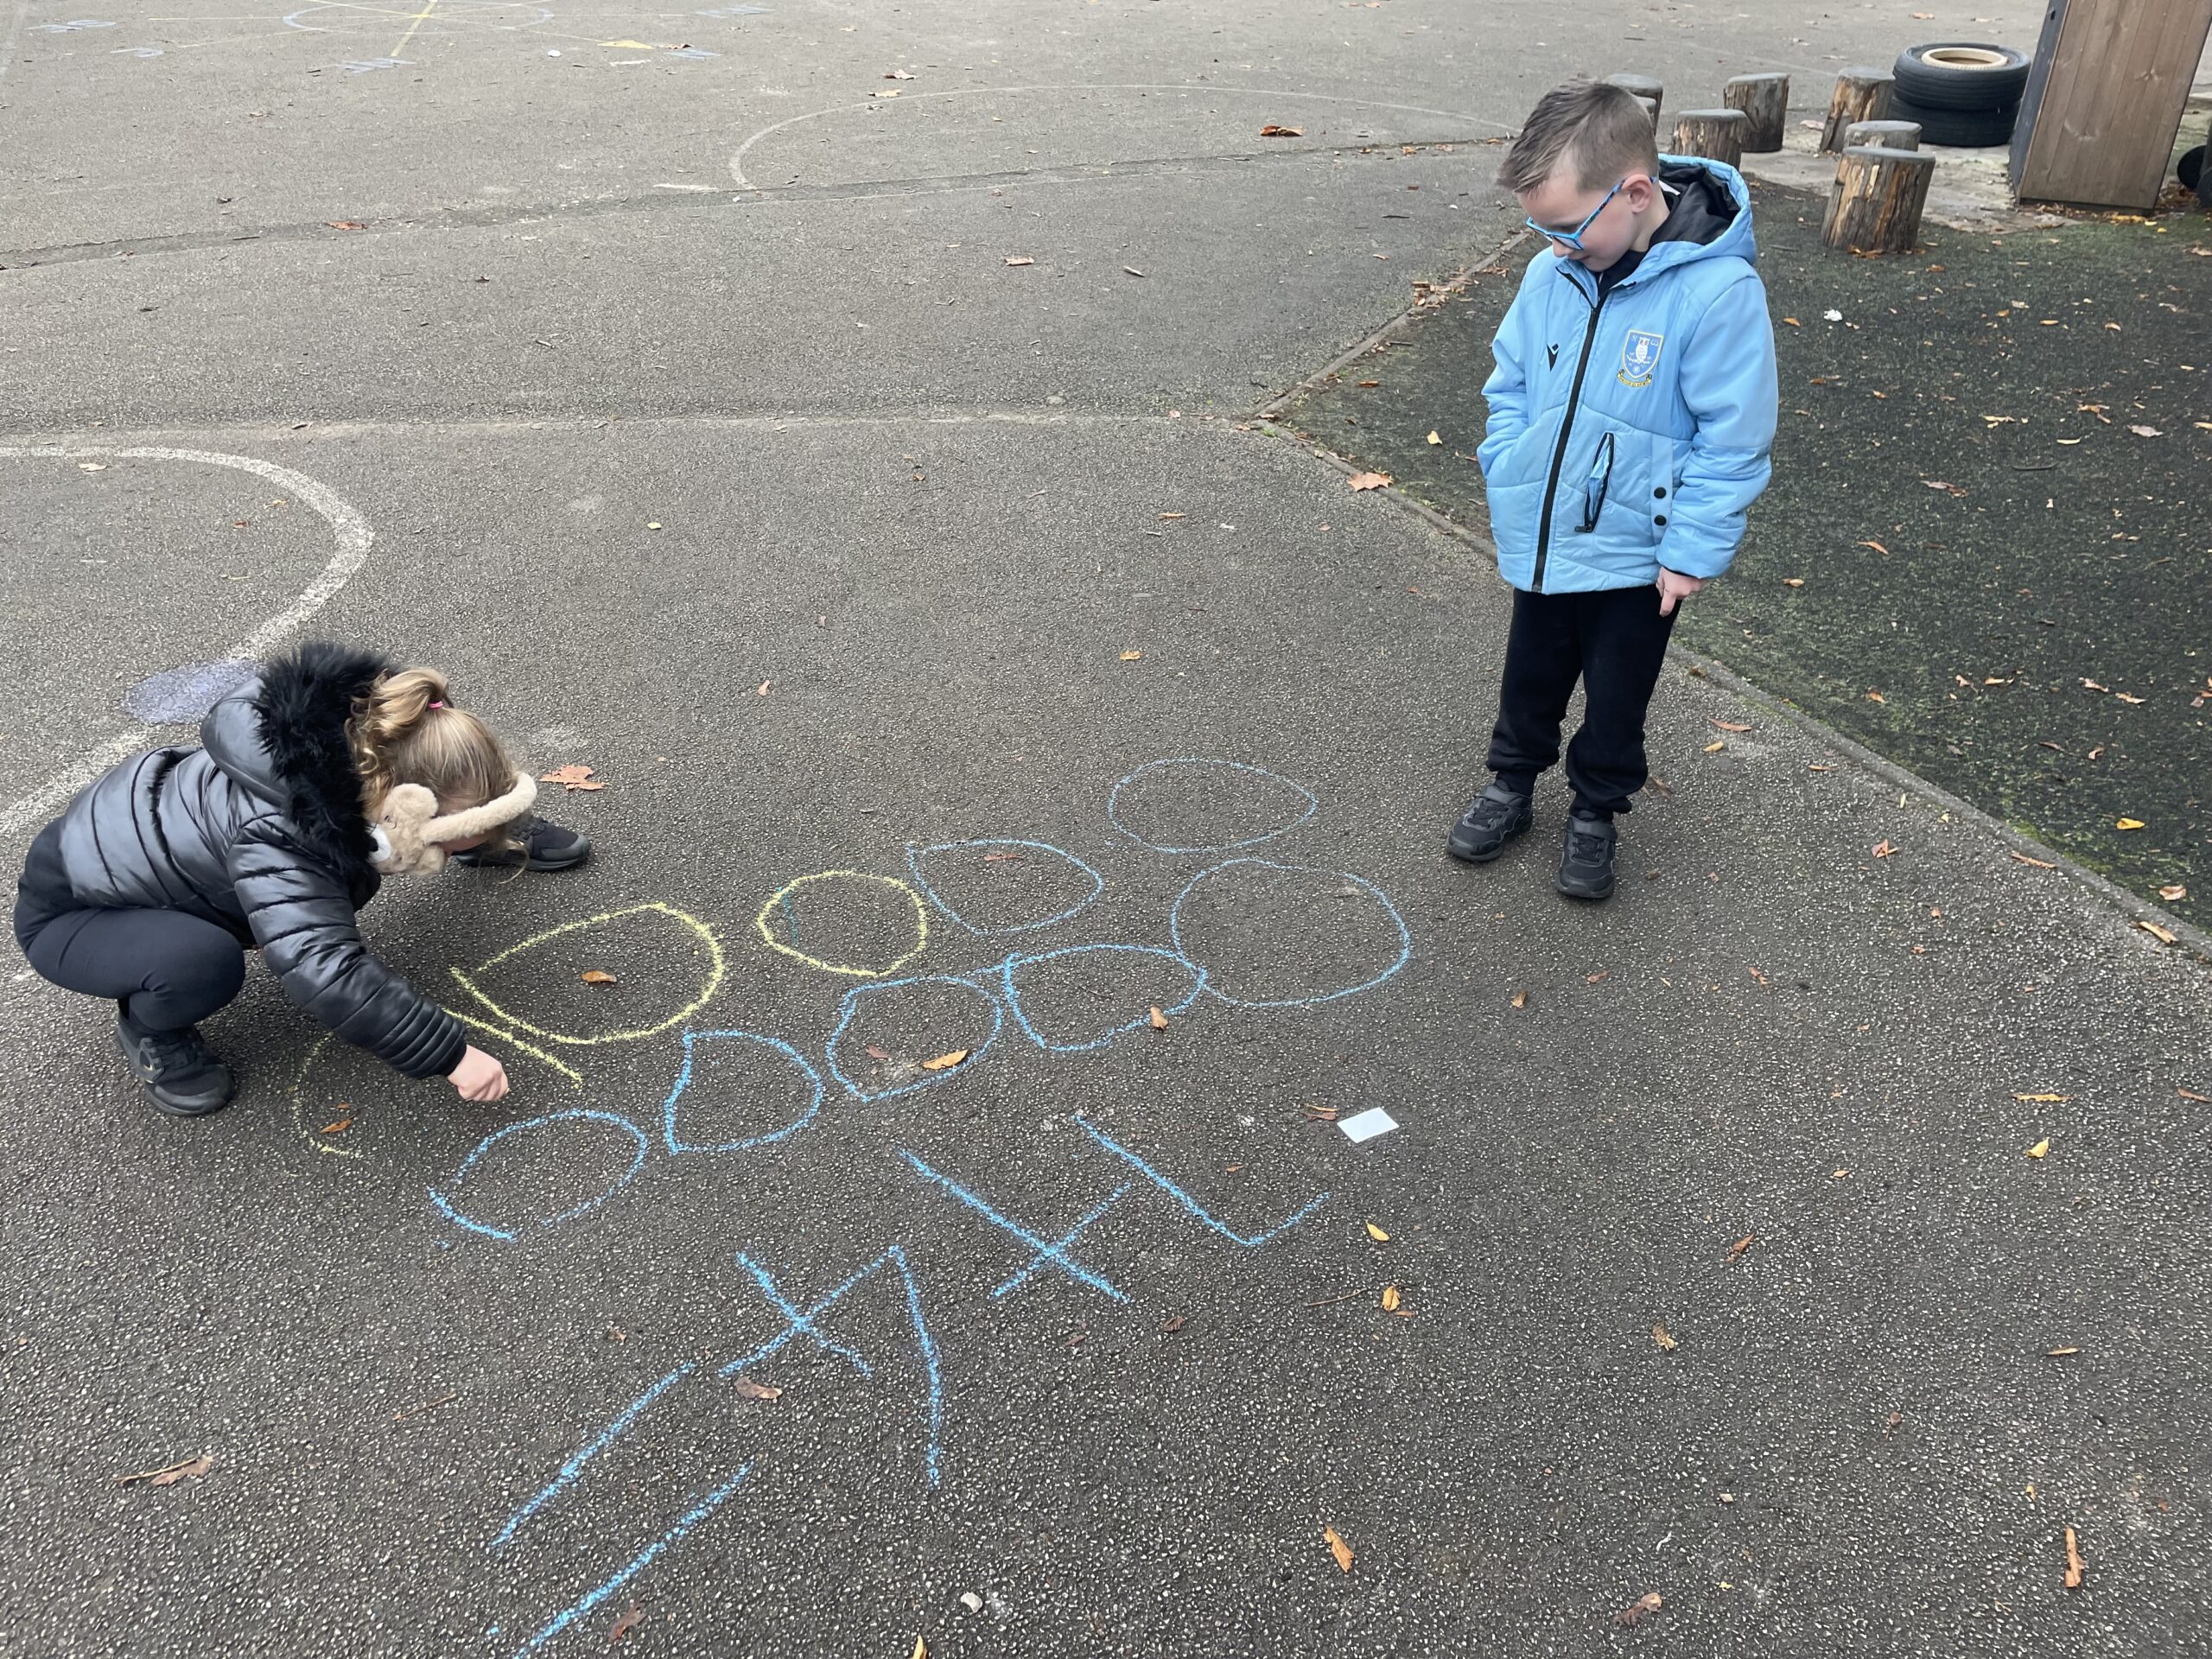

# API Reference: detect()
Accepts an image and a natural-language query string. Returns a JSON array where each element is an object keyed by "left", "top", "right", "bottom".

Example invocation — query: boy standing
[{"left": 1450, "top": 79, "right": 1778, "bottom": 899}]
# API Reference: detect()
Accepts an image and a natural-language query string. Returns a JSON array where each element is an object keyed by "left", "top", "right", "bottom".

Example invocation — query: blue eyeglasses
[{"left": 1526, "top": 175, "right": 1636, "bottom": 251}]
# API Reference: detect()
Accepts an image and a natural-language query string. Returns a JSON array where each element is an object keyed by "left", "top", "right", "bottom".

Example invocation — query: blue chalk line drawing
[
  {"left": 905, "top": 837, "right": 1107, "bottom": 937},
  {"left": 995, "top": 942, "right": 1205, "bottom": 1054},
  {"left": 993, "top": 1184, "right": 1132, "bottom": 1300},
  {"left": 899, "top": 1149, "right": 1128, "bottom": 1304},
  {"left": 1105, "top": 757, "right": 1319, "bottom": 854},
  {"left": 428, "top": 1110, "right": 649, "bottom": 1242},
  {"left": 1168, "top": 857, "right": 1412, "bottom": 1009},
  {"left": 823, "top": 973, "right": 1004, "bottom": 1100},
  {"left": 1077, "top": 1115, "right": 1326, "bottom": 1247},
  {"left": 721, "top": 1244, "right": 944, "bottom": 1487},
  {"left": 491, "top": 1362, "right": 698, "bottom": 1550},
  {"left": 507, "top": 1461, "right": 754, "bottom": 1659},
  {"left": 660, "top": 1029, "right": 824, "bottom": 1155}
]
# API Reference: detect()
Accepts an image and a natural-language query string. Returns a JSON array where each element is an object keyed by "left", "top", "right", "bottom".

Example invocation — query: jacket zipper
[{"left": 1532, "top": 278, "right": 1610, "bottom": 594}]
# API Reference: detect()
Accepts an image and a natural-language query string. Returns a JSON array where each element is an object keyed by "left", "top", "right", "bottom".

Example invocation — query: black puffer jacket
[{"left": 53, "top": 641, "right": 467, "bottom": 1079}]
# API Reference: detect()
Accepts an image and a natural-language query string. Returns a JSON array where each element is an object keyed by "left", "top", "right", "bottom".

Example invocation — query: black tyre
[
  {"left": 1892, "top": 42, "right": 2031, "bottom": 111},
  {"left": 2180, "top": 144, "right": 2205, "bottom": 193},
  {"left": 1891, "top": 91, "right": 2019, "bottom": 149}
]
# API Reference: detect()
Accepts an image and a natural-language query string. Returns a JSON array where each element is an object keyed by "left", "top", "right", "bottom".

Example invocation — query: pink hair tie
[{"left": 429, "top": 700, "right": 447, "bottom": 709}]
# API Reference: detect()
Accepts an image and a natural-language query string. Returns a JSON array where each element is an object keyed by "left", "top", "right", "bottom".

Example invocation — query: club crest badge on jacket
[{"left": 1618, "top": 329, "right": 1664, "bottom": 388}]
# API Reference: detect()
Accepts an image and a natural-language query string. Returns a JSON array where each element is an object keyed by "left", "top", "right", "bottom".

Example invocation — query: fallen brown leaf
[
  {"left": 1147, "top": 1006, "right": 1169, "bottom": 1030},
  {"left": 1159, "top": 511, "right": 1186, "bottom": 519},
  {"left": 539, "top": 764, "right": 605, "bottom": 791},
  {"left": 1872, "top": 840, "right": 1896, "bottom": 858},
  {"left": 1346, "top": 472, "right": 1392, "bottom": 492},
  {"left": 2181, "top": 1088, "right": 2211, "bottom": 1103},
  {"left": 981, "top": 850, "right": 1026, "bottom": 863},
  {"left": 2014, "top": 1093, "right": 2070, "bottom": 1103},
  {"left": 865, "top": 1044, "right": 890, "bottom": 1061},
  {"left": 2044, "top": 1346, "right": 2080, "bottom": 1357},
  {"left": 732, "top": 1376, "right": 783, "bottom": 1401},
  {"left": 756, "top": 680, "right": 772, "bottom": 696},
  {"left": 1710, "top": 719, "right": 1752, "bottom": 734},
  {"left": 1119, "top": 650, "right": 1143, "bottom": 662},
  {"left": 1381, "top": 1285, "right": 1401, "bottom": 1312},
  {"left": 2158, "top": 884, "right": 2188, "bottom": 902},
  {"left": 610, "top": 1603, "right": 645, "bottom": 1643},
  {"left": 1355, "top": 379, "right": 1381, "bottom": 388},
  {"left": 1614, "top": 1592, "right": 1662, "bottom": 1626},
  {"left": 1365, "top": 1222, "right": 1390, "bottom": 1243},
  {"left": 2026, "top": 1138, "right": 2051, "bottom": 1159},
  {"left": 115, "top": 1453, "right": 214, "bottom": 1487},
  {"left": 1783, "top": 576, "right": 1806, "bottom": 587},
  {"left": 581, "top": 969, "right": 617, "bottom": 985},
  {"left": 2115, "top": 817, "right": 2145, "bottom": 831},
  {"left": 2064, "top": 1526, "right": 2085, "bottom": 1589},
  {"left": 2136, "top": 919, "right": 2178, "bottom": 945},
  {"left": 1866, "top": 690, "right": 1886, "bottom": 702},
  {"left": 1323, "top": 1525, "right": 1354, "bottom": 1572},
  {"left": 326, "top": 219, "right": 367, "bottom": 231},
  {"left": 1651, "top": 1322, "right": 1677, "bottom": 1352},
  {"left": 1855, "top": 539, "right": 1889, "bottom": 555},
  {"left": 319, "top": 1116, "right": 354, "bottom": 1135},
  {"left": 1726, "top": 1236, "right": 1754, "bottom": 1263},
  {"left": 912, "top": 1638, "right": 928, "bottom": 1659},
  {"left": 2009, "top": 851, "right": 2057, "bottom": 868},
  {"left": 1161, "top": 1315, "right": 1186, "bottom": 1333},
  {"left": 1510, "top": 988, "right": 1528, "bottom": 1010},
  {"left": 1260, "top": 124, "right": 1304, "bottom": 137},
  {"left": 1586, "top": 969, "right": 1610, "bottom": 984},
  {"left": 1003, "top": 255, "right": 1034, "bottom": 266},
  {"left": 919, "top": 1050, "right": 969, "bottom": 1071}
]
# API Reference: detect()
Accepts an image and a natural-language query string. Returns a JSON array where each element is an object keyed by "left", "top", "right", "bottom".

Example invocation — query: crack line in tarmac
[{"left": 0, "top": 134, "right": 1495, "bottom": 270}]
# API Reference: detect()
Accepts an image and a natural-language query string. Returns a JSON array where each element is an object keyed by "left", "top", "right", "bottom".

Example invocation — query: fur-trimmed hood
[{"left": 201, "top": 639, "right": 391, "bottom": 885}]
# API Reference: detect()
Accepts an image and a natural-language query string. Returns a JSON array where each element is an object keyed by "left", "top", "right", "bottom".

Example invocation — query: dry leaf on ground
[
  {"left": 912, "top": 1638, "right": 929, "bottom": 1659},
  {"left": 2026, "top": 1139, "right": 2051, "bottom": 1159},
  {"left": 1586, "top": 969, "right": 1611, "bottom": 985},
  {"left": 326, "top": 219, "right": 367, "bottom": 230},
  {"left": 1323, "top": 1526, "right": 1354, "bottom": 1572},
  {"left": 1614, "top": 1592, "right": 1662, "bottom": 1625},
  {"left": 1651, "top": 1322, "right": 1678, "bottom": 1351},
  {"left": 2158, "top": 884, "right": 2188, "bottom": 901},
  {"left": 1147, "top": 1007, "right": 1168, "bottom": 1030},
  {"left": 2044, "top": 1346, "right": 2080, "bottom": 1357},
  {"left": 1003, "top": 255, "right": 1034, "bottom": 266},
  {"left": 2063, "top": 1527, "right": 2085, "bottom": 1589},
  {"left": 1119, "top": 649, "right": 1143, "bottom": 662},
  {"left": 1260, "top": 124, "right": 1304, "bottom": 137},
  {"left": 610, "top": 1604, "right": 645, "bottom": 1642},
  {"left": 1161, "top": 1315, "right": 1186, "bottom": 1333},
  {"left": 2010, "top": 851, "right": 2057, "bottom": 868},
  {"left": 2137, "top": 920, "right": 2178, "bottom": 945},
  {"left": 919, "top": 1050, "right": 969, "bottom": 1071},
  {"left": 1347, "top": 472, "right": 1392, "bottom": 491},
  {"left": 2116, "top": 817, "right": 2145, "bottom": 831},
  {"left": 540, "top": 764, "right": 605, "bottom": 791},
  {"left": 1510, "top": 989, "right": 1529, "bottom": 1009},
  {"left": 319, "top": 1116, "right": 354, "bottom": 1135},
  {"left": 1726, "top": 1236, "right": 1754, "bottom": 1263},
  {"left": 1381, "top": 1285, "right": 1402, "bottom": 1312},
  {"left": 2180, "top": 1088, "right": 2211, "bottom": 1103},
  {"left": 114, "top": 1454, "right": 214, "bottom": 1487},
  {"left": 1426, "top": 429, "right": 1441, "bottom": 444},
  {"left": 1783, "top": 576, "right": 1806, "bottom": 587},
  {"left": 865, "top": 1045, "right": 890, "bottom": 1061},
  {"left": 732, "top": 1376, "right": 783, "bottom": 1401},
  {"left": 581, "top": 969, "right": 617, "bottom": 985},
  {"left": 2014, "top": 1093, "right": 2069, "bottom": 1103},
  {"left": 883, "top": 68, "right": 913, "bottom": 79},
  {"left": 1872, "top": 840, "right": 1896, "bottom": 858},
  {"left": 1710, "top": 719, "right": 1752, "bottom": 734},
  {"left": 1365, "top": 1222, "right": 1389, "bottom": 1243}
]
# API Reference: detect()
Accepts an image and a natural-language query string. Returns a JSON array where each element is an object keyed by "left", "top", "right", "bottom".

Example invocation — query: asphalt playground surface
[{"left": 5, "top": 3, "right": 2211, "bottom": 1657}]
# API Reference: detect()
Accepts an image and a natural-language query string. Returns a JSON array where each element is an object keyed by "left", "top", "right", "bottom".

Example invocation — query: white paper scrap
[{"left": 1337, "top": 1108, "right": 1398, "bottom": 1144}]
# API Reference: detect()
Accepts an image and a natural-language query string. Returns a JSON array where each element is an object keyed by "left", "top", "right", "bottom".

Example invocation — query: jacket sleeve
[
  {"left": 1476, "top": 270, "right": 1540, "bottom": 478},
  {"left": 229, "top": 817, "right": 468, "bottom": 1080},
  {"left": 1655, "top": 272, "right": 1778, "bottom": 579}
]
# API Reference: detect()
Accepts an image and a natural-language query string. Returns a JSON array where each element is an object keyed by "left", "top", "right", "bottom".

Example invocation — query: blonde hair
[
  {"left": 348, "top": 667, "right": 520, "bottom": 823},
  {"left": 1499, "top": 79, "right": 1662, "bottom": 194}
]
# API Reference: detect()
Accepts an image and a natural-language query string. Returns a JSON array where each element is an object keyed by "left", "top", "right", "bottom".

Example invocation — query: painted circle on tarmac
[
  {"left": 661, "top": 1030, "right": 825, "bottom": 1155},
  {"left": 996, "top": 943, "right": 1206, "bottom": 1053},
  {"left": 824, "top": 975, "right": 1004, "bottom": 1100},
  {"left": 1168, "top": 859, "right": 1411, "bottom": 1009},
  {"left": 1106, "top": 758, "right": 1319, "bottom": 854},
  {"left": 905, "top": 838, "right": 1106, "bottom": 936},
  {"left": 428, "top": 1109, "right": 649, "bottom": 1242},
  {"left": 753, "top": 870, "right": 930, "bottom": 979}
]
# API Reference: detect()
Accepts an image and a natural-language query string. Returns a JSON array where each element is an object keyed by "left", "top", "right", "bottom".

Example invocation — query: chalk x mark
[
  {"left": 899, "top": 1149, "right": 1127, "bottom": 1303},
  {"left": 490, "top": 1362, "right": 696, "bottom": 1549},
  {"left": 1076, "top": 1116, "right": 1325, "bottom": 1247}
]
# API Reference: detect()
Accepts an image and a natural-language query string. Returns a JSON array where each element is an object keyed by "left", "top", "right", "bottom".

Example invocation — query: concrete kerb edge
[{"left": 1241, "top": 416, "right": 2212, "bottom": 966}]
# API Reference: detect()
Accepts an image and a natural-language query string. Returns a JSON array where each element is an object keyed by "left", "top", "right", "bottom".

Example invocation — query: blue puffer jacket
[{"left": 1477, "top": 158, "right": 1778, "bottom": 594}]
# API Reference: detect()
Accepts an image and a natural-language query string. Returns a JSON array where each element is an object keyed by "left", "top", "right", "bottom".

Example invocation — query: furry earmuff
[{"left": 370, "top": 771, "right": 538, "bottom": 875}]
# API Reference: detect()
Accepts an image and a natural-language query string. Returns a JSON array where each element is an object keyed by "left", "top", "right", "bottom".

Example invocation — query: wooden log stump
[
  {"left": 1723, "top": 72, "right": 1789, "bottom": 153},
  {"left": 1843, "top": 118, "right": 1921, "bottom": 152},
  {"left": 1671, "top": 108, "right": 1747, "bottom": 168},
  {"left": 1604, "top": 73, "right": 1664, "bottom": 126},
  {"left": 1631, "top": 96, "right": 1659, "bottom": 129},
  {"left": 1821, "top": 145, "right": 1936, "bottom": 254},
  {"left": 1820, "top": 68, "right": 1896, "bottom": 153}
]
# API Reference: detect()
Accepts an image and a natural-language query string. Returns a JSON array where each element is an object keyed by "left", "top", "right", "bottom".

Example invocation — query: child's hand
[
  {"left": 448, "top": 1045, "right": 511, "bottom": 1103},
  {"left": 1656, "top": 568, "right": 1707, "bottom": 615}
]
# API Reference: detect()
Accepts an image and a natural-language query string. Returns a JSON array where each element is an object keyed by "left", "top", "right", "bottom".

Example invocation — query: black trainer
[
  {"left": 1556, "top": 812, "right": 1618, "bottom": 901},
  {"left": 114, "top": 1009, "right": 235, "bottom": 1116},
  {"left": 1446, "top": 783, "right": 1535, "bottom": 863},
  {"left": 450, "top": 816, "right": 593, "bottom": 873}
]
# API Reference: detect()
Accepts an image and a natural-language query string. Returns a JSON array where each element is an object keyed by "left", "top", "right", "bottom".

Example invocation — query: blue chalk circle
[
  {"left": 995, "top": 943, "right": 1205, "bottom": 1054},
  {"left": 428, "top": 1110, "right": 649, "bottom": 1241},
  {"left": 1106, "top": 758, "right": 1319, "bottom": 854},
  {"left": 904, "top": 838, "right": 1106, "bottom": 936},
  {"left": 823, "top": 974, "right": 1004, "bottom": 1100},
  {"left": 660, "top": 1029, "right": 824, "bottom": 1155},
  {"left": 120, "top": 658, "right": 258, "bottom": 725},
  {"left": 1168, "top": 858, "right": 1412, "bottom": 1009}
]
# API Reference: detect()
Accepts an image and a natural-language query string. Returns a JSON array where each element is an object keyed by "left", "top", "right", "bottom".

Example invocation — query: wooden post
[
  {"left": 1822, "top": 145, "right": 1936, "bottom": 254},
  {"left": 1820, "top": 68, "right": 1896, "bottom": 153},
  {"left": 1631, "top": 96, "right": 1659, "bottom": 130},
  {"left": 1843, "top": 118, "right": 1921, "bottom": 152},
  {"left": 1671, "top": 109, "right": 1747, "bottom": 168},
  {"left": 1604, "top": 73, "right": 1664, "bottom": 126},
  {"left": 1723, "top": 73, "right": 1789, "bottom": 152}
]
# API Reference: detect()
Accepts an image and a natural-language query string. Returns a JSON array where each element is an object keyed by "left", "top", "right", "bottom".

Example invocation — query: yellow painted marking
[
  {"left": 445, "top": 1011, "right": 586, "bottom": 1084},
  {"left": 753, "top": 870, "right": 928, "bottom": 979},
  {"left": 449, "top": 902, "right": 727, "bottom": 1046},
  {"left": 389, "top": 0, "right": 440, "bottom": 58}
]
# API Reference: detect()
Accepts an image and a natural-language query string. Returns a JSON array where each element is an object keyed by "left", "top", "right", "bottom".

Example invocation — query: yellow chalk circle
[
  {"left": 288, "top": 1014, "right": 587, "bottom": 1163},
  {"left": 753, "top": 870, "right": 928, "bottom": 979},
  {"left": 450, "top": 902, "right": 728, "bottom": 1046}
]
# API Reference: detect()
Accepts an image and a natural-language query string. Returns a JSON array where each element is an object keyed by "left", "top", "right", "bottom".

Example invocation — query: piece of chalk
[{"left": 1337, "top": 1107, "right": 1398, "bottom": 1144}]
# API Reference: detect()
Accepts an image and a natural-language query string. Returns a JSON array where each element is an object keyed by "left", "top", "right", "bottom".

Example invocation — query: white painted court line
[{"left": 0, "top": 445, "right": 375, "bottom": 839}]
